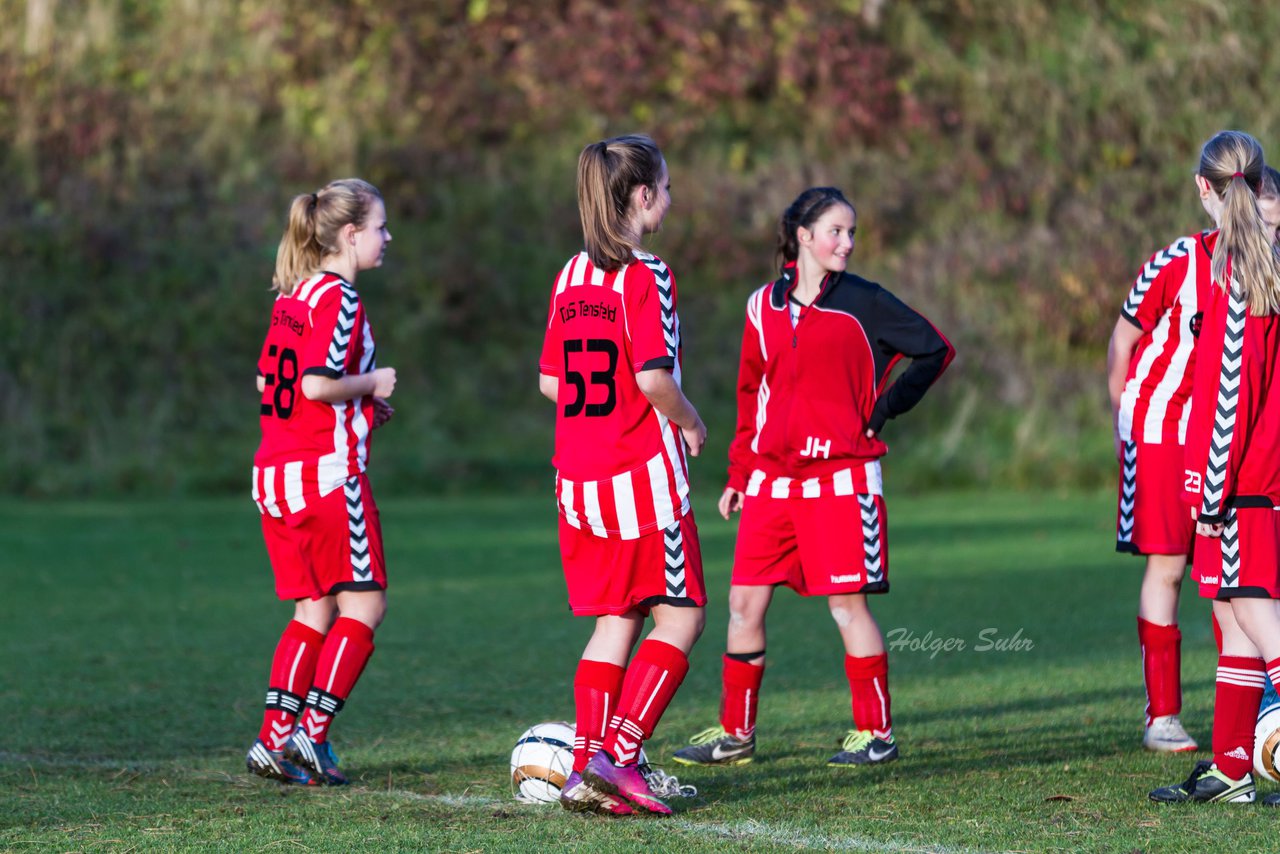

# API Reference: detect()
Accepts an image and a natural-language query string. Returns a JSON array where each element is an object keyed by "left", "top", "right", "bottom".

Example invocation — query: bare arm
[
  {"left": 636, "top": 368, "right": 706, "bottom": 456},
  {"left": 539, "top": 373, "right": 558, "bottom": 403},
  {"left": 1106, "top": 317, "right": 1142, "bottom": 458},
  {"left": 302, "top": 367, "right": 396, "bottom": 403}
]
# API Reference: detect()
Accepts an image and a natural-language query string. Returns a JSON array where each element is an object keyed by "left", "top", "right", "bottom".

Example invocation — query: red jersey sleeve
[
  {"left": 301, "top": 284, "right": 366, "bottom": 379},
  {"left": 727, "top": 287, "right": 767, "bottom": 492},
  {"left": 1121, "top": 237, "right": 1198, "bottom": 332},
  {"left": 539, "top": 279, "right": 564, "bottom": 378},
  {"left": 625, "top": 261, "right": 677, "bottom": 373}
]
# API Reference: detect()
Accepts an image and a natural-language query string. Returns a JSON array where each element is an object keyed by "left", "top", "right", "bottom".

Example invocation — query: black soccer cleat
[
  {"left": 827, "top": 730, "right": 898, "bottom": 766},
  {"left": 1149, "top": 760, "right": 1254, "bottom": 803}
]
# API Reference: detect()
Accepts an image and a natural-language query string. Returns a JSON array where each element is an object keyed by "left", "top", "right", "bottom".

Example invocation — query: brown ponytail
[
  {"left": 1198, "top": 131, "right": 1280, "bottom": 315},
  {"left": 272, "top": 178, "right": 382, "bottom": 294},
  {"left": 576, "top": 134, "right": 664, "bottom": 271}
]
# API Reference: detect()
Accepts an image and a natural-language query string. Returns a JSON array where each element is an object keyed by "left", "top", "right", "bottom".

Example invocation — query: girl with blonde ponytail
[
  {"left": 245, "top": 178, "right": 397, "bottom": 788},
  {"left": 1151, "top": 131, "right": 1280, "bottom": 805}
]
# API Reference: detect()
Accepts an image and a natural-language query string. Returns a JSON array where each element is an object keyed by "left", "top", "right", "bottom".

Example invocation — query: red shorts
[
  {"left": 1116, "top": 440, "right": 1195, "bottom": 556},
  {"left": 1194, "top": 506, "right": 1280, "bottom": 600},
  {"left": 260, "top": 473, "right": 386, "bottom": 600},
  {"left": 558, "top": 511, "right": 706, "bottom": 616},
  {"left": 732, "top": 492, "right": 888, "bottom": 596}
]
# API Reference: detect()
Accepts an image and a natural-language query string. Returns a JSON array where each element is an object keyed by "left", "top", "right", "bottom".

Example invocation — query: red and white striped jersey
[
  {"left": 253, "top": 272, "right": 377, "bottom": 517},
  {"left": 727, "top": 267, "right": 953, "bottom": 497},
  {"left": 1118, "top": 230, "right": 1216, "bottom": 445},
  {"left": 539, "top": 250, "right": 690, "bottom": 540}
]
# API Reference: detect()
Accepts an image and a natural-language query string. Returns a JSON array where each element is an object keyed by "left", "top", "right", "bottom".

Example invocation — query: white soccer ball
[
  {"left": 510, "top": 721, "right": 575, "bottom": 804},
  {"left": 1255, "top": 701, "right": 1280, "bottom": 783}
]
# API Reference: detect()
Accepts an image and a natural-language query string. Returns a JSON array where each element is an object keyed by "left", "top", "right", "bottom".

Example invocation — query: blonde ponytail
[
  {"left": 1198, "top": 131, "right": 1280, "bottom": 315},
  {"left": 272, "top": 178, "right": 382, "bottom": 294}
]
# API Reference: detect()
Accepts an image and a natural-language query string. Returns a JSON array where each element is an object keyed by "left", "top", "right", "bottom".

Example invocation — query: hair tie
[{"left": 1232, "top": 171, "right": 1245, "bottom": 179}]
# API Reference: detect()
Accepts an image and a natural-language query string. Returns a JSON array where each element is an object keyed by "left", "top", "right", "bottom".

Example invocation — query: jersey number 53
[{"left": 563, "top": 338, "right": 618, "bottom": 417}]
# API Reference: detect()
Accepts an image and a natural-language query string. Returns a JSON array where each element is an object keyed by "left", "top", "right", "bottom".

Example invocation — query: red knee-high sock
[
  {"left": 572, "top": 659, "right": 626, "bottom": 773},
  {"left": 720, "top": 656, "right": 765, "bottom": 740},
  {"left": 602, "top": 640, "right": 689, "bottom": 765},
  {"left": 1213, "top": 655, "right": 1265, "bottom": 779},
  {"left": 297, "top": 617, "right": 375, "bottom": 744},
  {"left": 845, "top": 653, "right": 892, "bottom": 740},
  {"left": 257, "top": 620, "right": 326, "bottom": 750},
  {"left": 1138, "top": 618, "right": 1182, "bottom": 725}
]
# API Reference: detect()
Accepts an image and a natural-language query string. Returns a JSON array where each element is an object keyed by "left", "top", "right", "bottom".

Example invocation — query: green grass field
[{"left": 1, "top": 490, "right": 1270, "bottom": 851}]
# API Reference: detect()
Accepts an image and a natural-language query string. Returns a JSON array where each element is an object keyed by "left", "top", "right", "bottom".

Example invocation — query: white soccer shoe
[{"left": 1144, "top": 714, "right": 1199, "bottom": 753}]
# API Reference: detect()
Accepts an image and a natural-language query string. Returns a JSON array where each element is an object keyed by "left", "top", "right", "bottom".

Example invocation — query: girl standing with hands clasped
[
  {"left": 539, "top": 135, "right": 707, "bottom": 817},
  {"left": 673, "top": 186, "right": 953, "bottom": 769},
  {"left": 1151, "top": 131, "right": 1280, "bottom": 804},
  {"left": 245, "top": 178, "right": 396, "bottom": 787}
]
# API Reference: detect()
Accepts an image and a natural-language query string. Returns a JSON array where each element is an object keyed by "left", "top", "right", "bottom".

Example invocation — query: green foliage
[
  {"left": 5, "top": 1, "right": 1280, "bottom": 495},
  {"left": 0, "top": 491, "right": 1258, "bottom": 850}
]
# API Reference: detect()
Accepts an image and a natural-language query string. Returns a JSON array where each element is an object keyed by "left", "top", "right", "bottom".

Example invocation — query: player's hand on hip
[
  {"left": 372, "top": 366, "right": 397, "bottom": 398},
  {"left": 682, "top": 416, "right": 707, "bottom": 458},
  {"left": 718, "top": 487, "right": 744, "bottom": 520}
]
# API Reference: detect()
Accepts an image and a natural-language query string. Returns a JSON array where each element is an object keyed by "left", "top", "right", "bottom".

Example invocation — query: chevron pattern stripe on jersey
[
  {"left": 663, "top": 523, "right": 687, "bottom": 598},
  {"left": 1118, "top": 441, "right": 1137, "bottom": 544},
  {"left": 637, "top": 252, "right": 678, "bottom": 358},
  {"left": 1201, "top": 290, "right": 1246, "bottom": 518},
  {"left": 1220, "top": 511, "right": 1241, "bottom": 590},
  {"left": 1122, "top": 236, "right": 1196, "bottom": 318},
  {"left": 325, "top": 285, "right": 360, "bottom": 374},
  {"left": 345, "top": 477, "right": 373, "bottom": 582},
  {"left": 859, "top": 495, "right": 884, "bottom": 584}
]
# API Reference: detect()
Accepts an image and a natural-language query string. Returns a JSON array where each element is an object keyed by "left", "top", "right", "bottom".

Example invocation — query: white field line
[{"left": 673, "top": 819, "right": 982, "bottom": 854}]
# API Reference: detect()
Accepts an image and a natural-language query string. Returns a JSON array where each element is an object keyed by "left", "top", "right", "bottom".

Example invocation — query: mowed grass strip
[{"left": 0, "top": 490, "right": 1271, "bottom": 851}]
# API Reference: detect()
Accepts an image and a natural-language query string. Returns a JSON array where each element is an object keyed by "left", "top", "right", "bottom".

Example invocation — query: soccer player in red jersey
[
  {"left": 1150, "top": 131, "right": 1280, "bottom": 804},
  {"left": 539, "top": 135, "right": 708, "bottom": 816},
  {"left": 245, "top": 178, "right": 397, "bottom": 786},
  {"left": 672, "top": 186, "right": 953, "bottom": 769},
  {"left": 1104, "top": 145, "right": 1235, "bottom": 754}
]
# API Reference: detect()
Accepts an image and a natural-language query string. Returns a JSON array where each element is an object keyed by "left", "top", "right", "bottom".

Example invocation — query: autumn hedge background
[{"left": 6, "top": 0, "right": 1280, "bottom": 497}]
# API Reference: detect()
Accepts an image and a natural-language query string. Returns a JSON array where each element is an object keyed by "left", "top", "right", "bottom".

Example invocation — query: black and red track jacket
[{"left": 726, "top": 266, "right": 955, "bottom": 494}]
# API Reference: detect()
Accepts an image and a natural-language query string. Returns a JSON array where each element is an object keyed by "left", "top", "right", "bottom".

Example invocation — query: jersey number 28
[{"left": 260, "top": 345, "right": 299, "bottom": 419}]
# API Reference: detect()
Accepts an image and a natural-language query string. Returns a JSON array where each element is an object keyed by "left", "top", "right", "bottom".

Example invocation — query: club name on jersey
[
  {"left": 272, "top": 307, "right": 306, "bottom": 336},
  {"left": 560, "top": 299, "right": 617, "bottom": 324}
]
